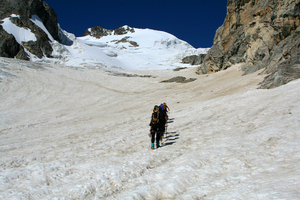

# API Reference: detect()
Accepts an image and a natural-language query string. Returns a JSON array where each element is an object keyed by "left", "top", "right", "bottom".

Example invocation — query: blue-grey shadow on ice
[
  {"left": 167, "top": 118, "right": 175, "bottom": 123},
  {"left": 163, "top": 131, "right": 179, "bottom": 147}
]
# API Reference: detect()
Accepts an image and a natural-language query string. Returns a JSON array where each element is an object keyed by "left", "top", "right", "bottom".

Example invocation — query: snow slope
[{"left": 0, "top": 57, "right": 299, "bottom": 199}]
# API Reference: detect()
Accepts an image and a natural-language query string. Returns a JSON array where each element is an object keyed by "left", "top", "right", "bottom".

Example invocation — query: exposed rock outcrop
[
  {"left": 83, "top": 25, "right": 135, "bottom": 38},
  {"left": 114, "top": 25, "right": 135, "bottom": 35},
  {"left": 199, "top": 0, "right": 300, "bottom": 88},
  {"left": 182, "top": 54, "right": 206, "bottom": 65},
  {"left": 83, "top": 26, "right": 113, "bottom": 39},
  {"left": 0, "top": 0, "right": 59, "bottom": 60},
  {"left": 161, "top": 76, "right": 197, "bottom": 83},
  {"left": 0, "top": 26, "right": 24, "bottom": 59}
]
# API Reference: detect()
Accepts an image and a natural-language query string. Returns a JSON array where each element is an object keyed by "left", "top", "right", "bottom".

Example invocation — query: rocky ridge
[
  {"left": 83, "top": 25, "right": 135, "bottom": 38},
  {"left": 198, "top": 0, "right": 300, "bottom": 89}
]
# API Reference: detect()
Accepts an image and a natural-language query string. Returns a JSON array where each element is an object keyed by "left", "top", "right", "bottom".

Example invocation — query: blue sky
[{"left": 45, "top": 0, "right": 227, "bottom": 48}]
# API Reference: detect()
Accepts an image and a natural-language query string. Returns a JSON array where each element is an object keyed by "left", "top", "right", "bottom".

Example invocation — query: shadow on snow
[{"left": 163, "top": 132, "right": 179, "bottom": 146}]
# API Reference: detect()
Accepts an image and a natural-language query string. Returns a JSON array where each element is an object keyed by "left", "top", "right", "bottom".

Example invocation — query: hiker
[
  {"left": 160, "top": 102, "right": 169, "bottom": 121},
  {"left": 149, "top": 105, "right": 164, "bottom": 149},
  {"left": 159, "top": 102, "right": 169, "bottom": 136}
]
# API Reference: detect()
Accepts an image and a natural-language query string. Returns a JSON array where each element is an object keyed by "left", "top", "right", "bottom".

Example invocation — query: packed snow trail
[{"left": 0, "top": 57, "right": 299, "bottom": 199}]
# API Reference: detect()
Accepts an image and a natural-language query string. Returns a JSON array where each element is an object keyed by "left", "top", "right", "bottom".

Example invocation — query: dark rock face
[
  {"left": 258, "top": 26, "right": 300, "bottom": 88},
  {"left": 0, "top": 0, "right": 59, "bottom": 60},
  {"left": 199, "top": 0, "right": 300, "bottom": 88},
  {"left": 83, "top": 25, "right": 135, "bottom": 38},
  {"left": 83, "top": 26, "right": 113, "bottom": 39},
  {"left": 0, "top": 0, "right": 59, "bottom": 41},
  {"left": 114, "top": 26, "right": 135, "bottom": 35},
  {"left": 182, "top": 54, "right": 206, "bottom": 65},
  {"left": 0, "top": 26, "right": 23, "bottom": 58}
]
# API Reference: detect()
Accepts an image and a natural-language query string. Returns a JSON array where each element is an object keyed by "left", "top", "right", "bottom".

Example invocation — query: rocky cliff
[
  {"left": 199, "top": 0, "right": 300, "bottom": 88},
  {"left": 0, "top": 0, "right": 59, "bottom": 60}
]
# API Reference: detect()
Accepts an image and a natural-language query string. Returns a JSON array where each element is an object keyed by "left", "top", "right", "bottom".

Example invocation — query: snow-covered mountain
[
  {"left": 1, "top": 12, "right": 209, "bottom": 71},
  {"left": 0, "top": 0, "right": 209, "bottom": 71},
  {"left": 63, "top": 25, "right": 209, "bottom": 70}
]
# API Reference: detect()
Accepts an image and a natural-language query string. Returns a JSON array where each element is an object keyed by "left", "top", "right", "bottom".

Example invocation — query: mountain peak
[
  {"left": 83, "top": 25, "right": 135, "bottom": 38},
  {"left": 82, "top": 26, "right": 113, "bottom": 39},
  {"left": 114, "top": 25, "right": 135, "bottom": 35}
]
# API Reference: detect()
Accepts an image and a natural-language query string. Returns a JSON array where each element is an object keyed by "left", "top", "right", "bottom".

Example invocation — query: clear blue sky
[{"left": 45, "top": 0, "right": 227, "bottom": 48}]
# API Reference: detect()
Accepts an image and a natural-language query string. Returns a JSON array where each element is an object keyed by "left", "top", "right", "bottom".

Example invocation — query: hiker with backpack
[
  {"left": 160, "top": 102, "right": 169, "bottom": 120},
  {"left": 149, "top": 105, "right": 164, "bottom": 149},
  {"left": 159, "top": 102, "right": 169, "bottom": 137}
]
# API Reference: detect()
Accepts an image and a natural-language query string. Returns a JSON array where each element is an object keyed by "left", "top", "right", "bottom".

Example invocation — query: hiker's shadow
[
  {"left": 163, "top": 131, "right": 179, "bottom": 147},
  {"left": 167, "top": 118, "right": 175, "bottom": 123}
]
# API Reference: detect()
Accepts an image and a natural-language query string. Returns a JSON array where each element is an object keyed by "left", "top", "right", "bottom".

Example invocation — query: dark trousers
[{"left": 151, "top": 128, "right": 161, "bottom": 144}]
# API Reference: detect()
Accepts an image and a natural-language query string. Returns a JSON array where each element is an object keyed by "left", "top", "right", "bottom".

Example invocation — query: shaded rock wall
[
  {"left": 199, "top": 0, "right": 300, "bottom": 88},
  {"left": 0, "top": 0, "right": 59, "bottom": 60}
]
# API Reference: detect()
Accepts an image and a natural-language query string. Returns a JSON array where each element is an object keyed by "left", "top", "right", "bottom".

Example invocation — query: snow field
[{"left": 0, "top": 58, "right": 300, "bottom": 199}]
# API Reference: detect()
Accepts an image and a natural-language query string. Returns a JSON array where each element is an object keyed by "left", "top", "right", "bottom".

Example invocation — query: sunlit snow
[
  {"left": 30, "top": 15, "right": 54, "bottom": 42},
  {"left": 0, "top": 57, "right": 299, "bottom": 199},
  {"left": 74, "top": 28, "right": 209, "bottom": 70}
]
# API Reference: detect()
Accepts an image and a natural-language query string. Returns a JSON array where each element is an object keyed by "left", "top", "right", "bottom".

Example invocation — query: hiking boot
[
  {"left": 151, "top": 146, "right": 155, "bottom": 150},
  {"left": 151, "top": 143, "right": 154, "bottom": 150},
  {"left": 156, "top": 143, "right": 160, "bottom": 148}
]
